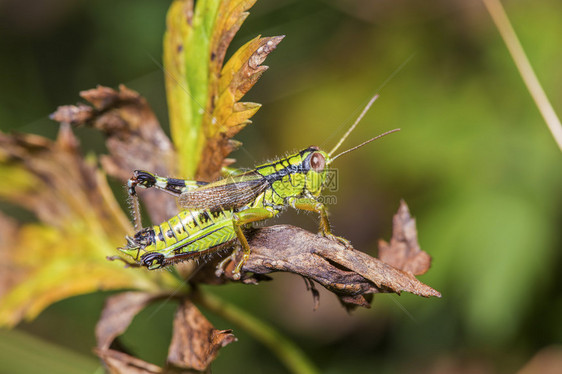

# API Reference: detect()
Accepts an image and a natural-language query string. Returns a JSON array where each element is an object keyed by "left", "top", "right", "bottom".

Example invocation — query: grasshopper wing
[{"left": 178, "top": 171, "right": 268, "bottom": 211}]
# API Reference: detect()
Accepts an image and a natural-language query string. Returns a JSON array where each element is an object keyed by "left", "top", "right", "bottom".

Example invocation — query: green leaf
[{"left": 164, "top": 0, "right": 222, "bottom": 177}]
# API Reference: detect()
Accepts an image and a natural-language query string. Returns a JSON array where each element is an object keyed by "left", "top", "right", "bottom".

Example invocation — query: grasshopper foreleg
[{"left": 286, "top": 196, "right": 351, "bottom": 248}]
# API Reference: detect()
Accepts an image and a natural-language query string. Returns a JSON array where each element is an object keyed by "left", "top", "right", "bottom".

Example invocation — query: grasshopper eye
[
  {"left": 310, "top": 152, "right": 325, "bottom": 172},
  {"left": 141, "top": 252, "right": 165, "bottom": 269}
]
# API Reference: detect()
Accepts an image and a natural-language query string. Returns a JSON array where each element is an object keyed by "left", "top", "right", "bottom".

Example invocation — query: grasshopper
[{"left": 112, "top": 95, "right": 399, "bottom": 279}]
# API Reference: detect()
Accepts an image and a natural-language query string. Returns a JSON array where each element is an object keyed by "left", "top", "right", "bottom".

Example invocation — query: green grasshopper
[{"left": 112, "top": 95, "right": 399, "bottom": 279}]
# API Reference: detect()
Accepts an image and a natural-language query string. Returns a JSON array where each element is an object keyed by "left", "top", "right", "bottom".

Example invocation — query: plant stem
[
  {"left": 193, "top": 289, "right": 319, "bottom": 374},
  {"left": 482, "top": 0, "right": 562, "bottom": 151}
]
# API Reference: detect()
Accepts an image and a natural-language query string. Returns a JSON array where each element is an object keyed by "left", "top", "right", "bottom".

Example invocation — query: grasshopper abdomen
[{"left": 120, "top": 208, "right": 237, "bottom": 270}]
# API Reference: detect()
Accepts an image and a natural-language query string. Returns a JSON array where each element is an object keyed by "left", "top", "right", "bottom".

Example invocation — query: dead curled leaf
[
  {"left": 378, "top": 199, "right": 432, "bottom": 275},
  {"left": 191, "top": 202, "right": 440, "bottom": 310},
  {"left": 167, "top": 299, "right": 237, "bottom": 370},
  {"left": 0, "top": 123, "right": 125, "bottom": 231},
  {"left": 96, "top": 292, "right": 236, "bottom": 373},
  {"left": 51, "top": 85, "right": 177, "bottom": 225},
  {"left": 96, "top": 292, "right": 167, "bottom": 351}
]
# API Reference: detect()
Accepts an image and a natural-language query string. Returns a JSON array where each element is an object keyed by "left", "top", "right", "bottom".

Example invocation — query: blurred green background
[{"left": 1, "top": 0, "right": 561, "bottom": 373}]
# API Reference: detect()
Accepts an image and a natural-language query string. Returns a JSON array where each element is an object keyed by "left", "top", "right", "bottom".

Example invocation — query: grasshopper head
[{"left": 301, "top": 147, "right": 331, "bottom": 197}]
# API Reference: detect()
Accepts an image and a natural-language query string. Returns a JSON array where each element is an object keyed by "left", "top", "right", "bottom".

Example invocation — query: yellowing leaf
[
  {"left": 0, "top": 126, "right": 176, "bottom": 327},
  {"left": 0, "top": 225, "right": 156, "bottom": 327},
  {"left": 164, "top": 0, "right": 283, "bottom": 180}
]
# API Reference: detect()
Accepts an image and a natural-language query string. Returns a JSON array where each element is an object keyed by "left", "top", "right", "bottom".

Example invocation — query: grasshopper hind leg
[
  {"left": 219, "top": 207, "right": 277, "bottom": 280},
  {"left": 127, "top": 188, "right": 143, "bottom": 232},
  {"left": 126, "top": 171, "right": 158, "bottom": 231},
  {"left": 125, "top": 170, "right": 209, "bottom": 231}
]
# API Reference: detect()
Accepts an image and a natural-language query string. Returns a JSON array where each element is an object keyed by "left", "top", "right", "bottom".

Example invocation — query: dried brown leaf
[
  {"left": 96, "top": 293, "right": 233, "bottom": 373},
  {"left": 220, "top": 36, "right": 284, "bottom": 102},
  {"left": 0, "top": 125, "right": 124, "bottom": 230},
  {"left": 51, "top": 85, "right": 177, "bottom": 224},
  {"left": 378, "top": 200, "right": 432, "bottom": 275},
  {"left": 167, "top": 299, "right": 237, "bottom": 371},
  {"left": 96, "top": 292, "right": 167, "bottom": 351},
  {"left": 193, "top": 222, "right": 440, "bottom": 310},
  {"left": 49, "top": 102, "right": 94, "bottom": 124}
]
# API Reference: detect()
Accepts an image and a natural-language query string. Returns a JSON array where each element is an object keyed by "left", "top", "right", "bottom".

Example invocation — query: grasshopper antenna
[
  {"left": 331, "top": 128, "right": 400, "bottom": 162},
  {"left": 328, "top": 94, "right": 379, "bottom": 157}
]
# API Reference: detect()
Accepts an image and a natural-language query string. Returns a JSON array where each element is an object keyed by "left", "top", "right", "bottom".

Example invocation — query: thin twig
[{"left": 482, "top": 0, "right": 562, "bottom": 151}]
